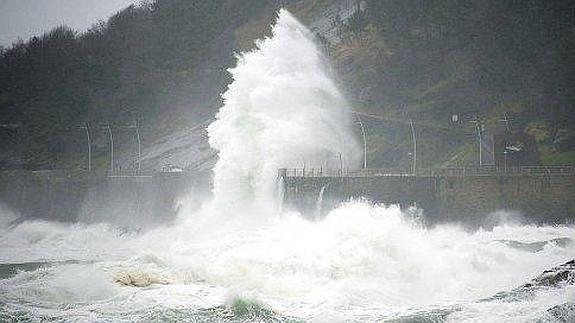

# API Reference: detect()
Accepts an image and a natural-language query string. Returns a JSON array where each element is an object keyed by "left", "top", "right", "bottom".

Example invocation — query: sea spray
[
  {"left": 207, "top": 9, "right": 359, "bottom": 218},
  {"left": 0, "top": 202, "right": 17, "bottom": 229},
  {"left": 2, "top": 200, "right": 574, "bottom": 322},
  {"left": 150, "top": 12, "right": 575, "bottom": 315},
  {"left": 276, "top": 175, "right": 285, "bottom": 214},
  {"left": 315, "top": 183, "right": 329, "bottom": 221},
  {"left": 1, "top": 9, "right": 575, "bottom": 323}
]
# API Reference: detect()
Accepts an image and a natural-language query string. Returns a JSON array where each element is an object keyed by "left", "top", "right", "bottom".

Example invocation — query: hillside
[
  {"left": 346, "top": 0, "right": 575, "bottom": 168},
  {"left": 0, "top": 0, "right": 574, "bottom": 171}
]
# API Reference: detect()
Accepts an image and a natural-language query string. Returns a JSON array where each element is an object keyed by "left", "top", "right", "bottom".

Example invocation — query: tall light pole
[
  {"left": 104, "top": 123, "right": 114, "bottom": 174},
  {"left": 128, "top": 121, "right": 141, "bottom": 173},
  {"left": 80, "top": 123, "right": 92, "bottom": 172},
  {"left": 470, "top": 115, "right": 483, "bottom": 166},
  {"left": 409, "top": 118, "right": 417, "bottom": 175},
  {"left": 354, "top": 113, "right": 367, "bottom": 169}
]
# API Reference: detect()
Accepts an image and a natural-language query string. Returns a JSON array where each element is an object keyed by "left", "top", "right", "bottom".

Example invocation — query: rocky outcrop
[
  {"left": 525, "top": 260, "right": 575, "bottom": 288},
  {"left": 486, "top": 260, "right": 575, "bottom": 302},
  {"left": 538, "top": 302, "right": 575, "bottom": 323}
]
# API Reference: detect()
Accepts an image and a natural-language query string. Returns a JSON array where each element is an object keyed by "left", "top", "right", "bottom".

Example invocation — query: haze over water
[{"left": 0, "top": 10, "right": 574, "bottom": 323}]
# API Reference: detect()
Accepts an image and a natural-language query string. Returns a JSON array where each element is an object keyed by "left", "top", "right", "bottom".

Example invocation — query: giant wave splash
[
  {"left": 0, "top": 9, "right": 574, "bottom": 323},
  {"left": 206, "top": 9, "right": 358, "bottom": 218}
]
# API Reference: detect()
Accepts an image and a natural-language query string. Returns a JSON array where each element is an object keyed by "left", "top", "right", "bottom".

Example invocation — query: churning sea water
[{"left": 1, "top": 10, "right": 574, "bottom": 323}]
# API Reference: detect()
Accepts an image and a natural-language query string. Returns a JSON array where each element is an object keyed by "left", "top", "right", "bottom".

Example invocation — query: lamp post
[
  {"left": 79, "top": 123, "right": 92, "bottom": 172},
  {"left": 354, "top": 113, "right": 367, "bottom": 169},
  {"left": 128, "top": 121, "right": 141, "bottom": 173},
  {"left": 104, "top": 123, "right": 114, "bottom": 174},
  {"left": 409, "top": 118, "right": 417, "bottom": 175},
  {"left": 470, "top": 115, "right": 483, "bottom": 166}
]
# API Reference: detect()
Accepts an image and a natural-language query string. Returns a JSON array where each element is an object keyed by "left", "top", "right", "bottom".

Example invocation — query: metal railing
[
  {"left": 280, "top": 167, "right": 427, "bottom": 178},
  {"left": 435, "top": 165, "right": 574, "bottom": 176},
  {"left": 282, "top": 168, "right": 349, "bottom": 178},
  {"left": 280, "top": 165, "right": 575, "bottom": 178}
]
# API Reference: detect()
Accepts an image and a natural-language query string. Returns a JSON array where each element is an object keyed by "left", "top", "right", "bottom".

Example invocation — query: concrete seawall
[
  {"left": 1, "top": 168, "right": 572, "bottom": 227},
  {"left": 281, "top": 169, "right": 575, "bottom": 225},
  {"left": 283, "top": 175, "right": 441, "bottom": 217},
  {"left": 438, "top": 174, "right": 575, "bottom": 224},
  {"left": 0, "top": 170, "right": 205, "bottom": 229}
]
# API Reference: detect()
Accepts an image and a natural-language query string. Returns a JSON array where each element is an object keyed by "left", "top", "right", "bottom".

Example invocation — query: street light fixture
[
  {"left": 127, "top": 121, "right": 141, "bottom": 173},
  {"left": 79, "top": 123, "right": 92, "bottom": 172},
  {"left": 354, "top": 112, "right": 367, "bottom": 169},
  {"left": 409, "top": 118, "right": 417, "bottom": 175},
  {"left": 470, "top": 115, "right": 483, "bottom": 166},
  {"left": 103, "top": 123, "right": 114, "bottom": 174}
]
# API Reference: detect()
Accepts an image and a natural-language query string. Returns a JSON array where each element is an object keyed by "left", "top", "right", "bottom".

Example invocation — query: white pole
[
  {"left": 105, "top": 123, "right": 114, "bottom": 174},
  {"left": 342, "top": 137, "right": 346, "bottom": 174},
  {"left": 355, "top": 113, "right": 367, "bottom": 169},
  {"left": 133, "top": 121, "right": 141, "bottom": 173},
  {"left": 471, "top": 116, "right": 483, "bottom": 166},
  {"left": 477, "top": 122, "right": 483, "bottom": 166},
  {"left": 81, "top": 123, "right": 91, "bottom": 172},
  {"left": 409, "top": 118, "right": 417, "bottom": 175}
]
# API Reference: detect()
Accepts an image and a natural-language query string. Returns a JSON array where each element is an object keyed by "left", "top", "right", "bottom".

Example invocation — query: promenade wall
[
  {"left": 281, "top": 168, "right": 575, "bottom": 224},
  {"left": 0, "top": 170, "right": 198, "bottom": 228}
]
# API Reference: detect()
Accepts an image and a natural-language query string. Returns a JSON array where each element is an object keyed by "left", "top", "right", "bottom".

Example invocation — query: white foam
[
  {"left": 206, "top": 9, "right": 359, "bottom": 220},
  {"left": 0, "top": 9, "right": 574, "bottom": 323}
]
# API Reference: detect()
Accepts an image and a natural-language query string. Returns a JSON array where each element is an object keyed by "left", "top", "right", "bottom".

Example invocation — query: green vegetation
[
  {"left": 541, "top": 151, "right": 575, "bottom": 166},
  {"left": 0, "top": 0, "right": 573, "bottom": 170},
  {"left": 0, "top": 0, "right": 275, "bottom": 170},
  {"left": 327, "top": 0, "right": 575, "bottom": 167}
]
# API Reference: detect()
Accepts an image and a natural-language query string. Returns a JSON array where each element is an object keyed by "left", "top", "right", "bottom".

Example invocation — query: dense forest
[
  {"left": 0, "top": 0, "right": 277, "bottom": 170},
  {"left": 342, "top": 0, "right": 575, "bottom": 166},
  {"left": 0, "top": 0, "right": 574, "bottom": 170}
]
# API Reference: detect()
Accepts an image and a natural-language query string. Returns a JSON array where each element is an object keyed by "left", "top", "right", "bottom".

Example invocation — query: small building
[{"left": 493, "top": 131, "right": 540, "bottom": 167}]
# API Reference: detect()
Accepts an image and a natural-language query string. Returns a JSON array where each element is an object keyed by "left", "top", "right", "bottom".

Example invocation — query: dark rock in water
[
  {"left": 524, "top": 260, "right": 575, "bottom": 289},
  {"left": 536, "top": 303, "right": 575, "bottom": 323},
  {"left": 485, "top": 260, "right": 575, "bottom": 302}
]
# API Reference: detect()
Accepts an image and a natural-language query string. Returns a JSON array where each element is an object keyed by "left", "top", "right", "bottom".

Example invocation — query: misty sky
[{"left": 0, "top": 0, "right": 137, "bottom": 46}]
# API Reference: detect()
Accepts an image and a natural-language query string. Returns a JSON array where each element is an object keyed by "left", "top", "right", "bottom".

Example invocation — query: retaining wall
[
  {"left": 0, "top": 171, "right": 200, "bottom": 229},
  {"left": 282, "top": 173, "right": 575, "bottom": 224}
]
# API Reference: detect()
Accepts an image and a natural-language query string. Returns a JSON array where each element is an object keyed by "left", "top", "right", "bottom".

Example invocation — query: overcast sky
[{"left": 0, "top": 0, "right": 137, "bottom": 46}]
